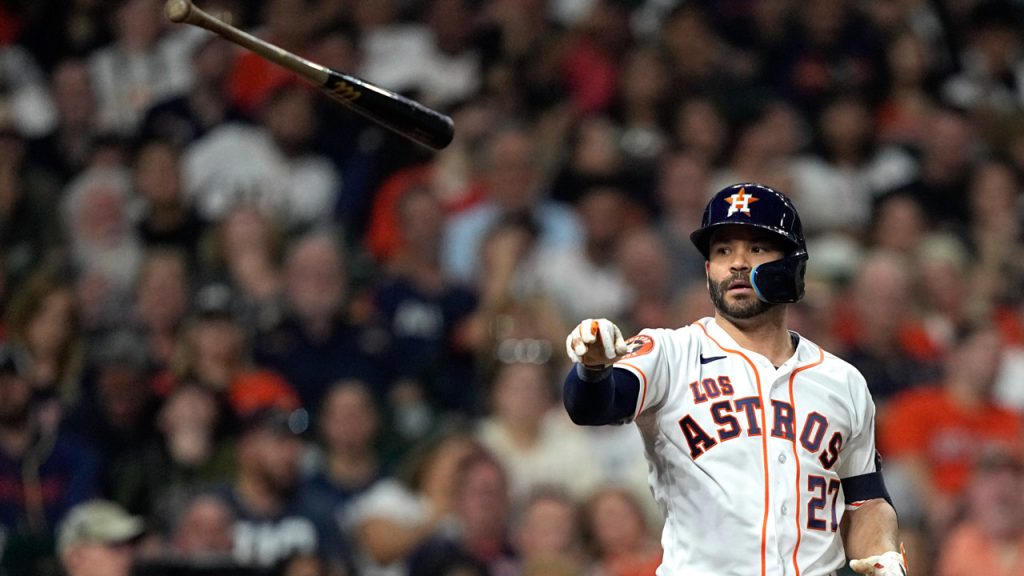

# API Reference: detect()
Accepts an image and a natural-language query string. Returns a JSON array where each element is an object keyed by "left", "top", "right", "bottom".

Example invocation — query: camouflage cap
[{"left": 57, "top": 500, "right": 145, "bottom": 554}]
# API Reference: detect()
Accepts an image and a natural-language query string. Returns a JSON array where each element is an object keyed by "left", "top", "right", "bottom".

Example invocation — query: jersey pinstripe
[{"left": 617, "top": 317, "right": 878, "bottom": 576}]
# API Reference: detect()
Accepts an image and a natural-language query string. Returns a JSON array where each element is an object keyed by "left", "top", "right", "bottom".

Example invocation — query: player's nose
[{"left": 727, "top": 246, "right": 753, "bottom": 271}]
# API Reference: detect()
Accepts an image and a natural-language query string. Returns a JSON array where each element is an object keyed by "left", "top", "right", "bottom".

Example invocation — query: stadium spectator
[
  {"left": 183, "top": 82, "right": 340, "bottom": 227},
  {"left": 880, "top": 324, "right": 1022, "bottom": 543},
  {"left": 935, "top": 446, "right": 1024, "bottom": 576},
  {"left": 60, "top": 166, "right": 143, "bottom": 330},
  {"left": 442, "top": 124, "right": 583, "bottom": 285},
  {"left": 135, "top": 382, "right": 236, "bottom": 532},
  {"left": 87, "top": 0, "right": 199, "bottom": 136},
  {"left": 131, "top": 248, "right": 191, "bottom": 370},
  {"left": 476, "top": 361, "right": 601, "bottom": 502},
  {"left": 3, "top": 270, "right": 85, "bottom": 419},
  {"left": 131, "top": 138, "right": 206, "bottom": 264},
  {"left": 66, "top": 329, "right": 158, "bottom": 515},
  {"left": 834, "top": 249, "right": 943, "bottom": 404},
  {"left": 532, "top": 180, "right": 636, "bottom": 326},
  {"left": 302, "top": 379, "right": 387, "bottom": 526},
  {"left": 372, "top": 185, "right": 480, "bottom": 416},
  {"left": 27, "top": 58, "right": 102, "bottom": 186},
  {"left": 406, "top": 447, "right": 517, "bottom": 576},
  {"left": 218, "top": 402, "right": 347, "bottom": 571},
  {"left": 344, "top": 429, "right": 481, "bottom": 576},
  {"left": 582, "top": 486, "right": 662, "bottom": 576},
  {"left": 0, "top": 343, "right": 100, "bottom": 574},
  {"left": 512, "top": 485, "right": 586, "bottom": 575},
  {"left": 56, "top": 500, "right": 143, "bottom": 576},
  {"left": 141, "top": 34, "right": 242, "bottom": 148},
  {"left": 253, "top": 229, "right": 387, "bottom": 410},
  {"left": 201, "top": 204, "right": 286, "bottom": 336}
]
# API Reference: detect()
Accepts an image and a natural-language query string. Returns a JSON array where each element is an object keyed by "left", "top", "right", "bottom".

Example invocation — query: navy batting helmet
[{"left": 690, "top": 183, "right": 808, "bottom": 304}]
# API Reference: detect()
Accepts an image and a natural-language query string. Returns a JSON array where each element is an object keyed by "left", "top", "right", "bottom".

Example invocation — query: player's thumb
[{"left": 614, "top": 332, "right": 628, "bottom": 356}]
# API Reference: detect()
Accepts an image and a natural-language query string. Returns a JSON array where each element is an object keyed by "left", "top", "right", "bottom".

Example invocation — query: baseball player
[{"left": 563, "top": 183, "right": 906, "bottom": 576}]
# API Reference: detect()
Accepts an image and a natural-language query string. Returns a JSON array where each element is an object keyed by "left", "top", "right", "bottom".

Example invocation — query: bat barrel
[{"left": 324, "top": 72, "right": 454, "bottom": 150}]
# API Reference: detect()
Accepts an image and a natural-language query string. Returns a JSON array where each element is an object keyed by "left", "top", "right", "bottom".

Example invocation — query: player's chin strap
[{"left": 751, "top": 250, "right": 808, "bottom": 304}]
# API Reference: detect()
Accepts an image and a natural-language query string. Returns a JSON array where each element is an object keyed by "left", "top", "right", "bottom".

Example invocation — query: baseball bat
[{"left": 164, "top": 0, "right": 454, "bottom": 150}]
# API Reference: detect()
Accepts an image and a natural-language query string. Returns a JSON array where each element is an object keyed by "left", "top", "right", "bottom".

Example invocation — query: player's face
[{"left": 706, "top": 226, "right": 785, "bottom": 320}]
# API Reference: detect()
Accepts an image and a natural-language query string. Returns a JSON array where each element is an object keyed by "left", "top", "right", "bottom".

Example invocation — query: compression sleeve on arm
[{"left": 563, "top": 365, "right": 641, "bottom": 425}]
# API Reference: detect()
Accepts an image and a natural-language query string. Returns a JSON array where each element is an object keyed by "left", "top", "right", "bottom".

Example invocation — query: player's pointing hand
[{"left": 566, "top": 318, "right": 628, "bottom": 367}]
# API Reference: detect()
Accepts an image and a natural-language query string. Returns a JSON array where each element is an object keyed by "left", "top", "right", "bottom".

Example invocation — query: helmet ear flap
[{"left": 750, "top": 251, "right": 808, "bottom": 304}]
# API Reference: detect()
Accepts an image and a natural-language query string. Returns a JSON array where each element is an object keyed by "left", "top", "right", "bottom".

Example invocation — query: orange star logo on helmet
[{"left": 724, "top": 187, "right": 759, "bottom": 216}]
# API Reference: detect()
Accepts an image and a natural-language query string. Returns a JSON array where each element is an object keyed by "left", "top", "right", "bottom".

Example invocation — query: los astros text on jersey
[{"left": 616, "top": 318, "right": 878, "bottom": 576}]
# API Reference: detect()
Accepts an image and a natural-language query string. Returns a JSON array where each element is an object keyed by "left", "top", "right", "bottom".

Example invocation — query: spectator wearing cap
[
  {"left": 57, "top": 499, "right": 144, "bottom": 576},
  {"left": 0, "top": 343, "right": 100, "bottom": 573},
  {"left": 65, "top": 328, "right": 158, "bottom": 514},
  {"left": 214, "top": 398, "right": 352, "bottom": 573},
  {"left": 165, "top": 281, "right": 296, "bottom": 415}
]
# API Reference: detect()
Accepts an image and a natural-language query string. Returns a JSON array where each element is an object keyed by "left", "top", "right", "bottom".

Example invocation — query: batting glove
[
  {"left": 849, "top": 551, "right": 907, "bottom": 576},
  {"left": 566, "top": 318, "right": 628, "bottom": 368}
]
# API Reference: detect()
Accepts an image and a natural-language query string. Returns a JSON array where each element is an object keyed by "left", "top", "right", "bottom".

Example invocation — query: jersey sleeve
[
  {"left": 613, "top": 328, "right": 671, "bottom": 419},
  {"left": 837, "top": 369, "right": 880, "bottom": 481}
]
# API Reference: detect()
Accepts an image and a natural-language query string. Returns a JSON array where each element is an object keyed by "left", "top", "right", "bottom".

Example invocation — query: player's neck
[{"left": 715, "top": 309, "right": 794, "bottom": 366}]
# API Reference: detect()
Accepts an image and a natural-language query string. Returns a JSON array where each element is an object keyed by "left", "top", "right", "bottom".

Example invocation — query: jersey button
[
  {"left": 778, "top": 453, "right": 787, "bottom": 463},
  {"left": 781, "top": 504, "right": 789, "bottom": 515}
]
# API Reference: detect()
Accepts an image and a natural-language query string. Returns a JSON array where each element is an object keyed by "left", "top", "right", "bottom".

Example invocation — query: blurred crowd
[{"left": 0, "top": 0, "right": 1023, "bottom": 575}]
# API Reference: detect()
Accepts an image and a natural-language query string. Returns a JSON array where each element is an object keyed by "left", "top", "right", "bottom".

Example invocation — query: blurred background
[{"left": 0, "top": 0, "right": 1022, "bottom": 575}]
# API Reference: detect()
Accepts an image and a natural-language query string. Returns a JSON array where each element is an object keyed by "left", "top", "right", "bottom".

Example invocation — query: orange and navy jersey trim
[
  {"left": 695, "top": 321, "right": 769, "bottom": 576},
  {"left": 788, "top": 344, "right": 825, "bottom": 576},
  {"left": 617, "top": 360, "right": 648, "bottom": 421}
]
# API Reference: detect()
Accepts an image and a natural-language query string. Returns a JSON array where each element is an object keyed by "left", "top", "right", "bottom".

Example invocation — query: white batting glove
[
  {"left": 849, "top": 551, "right": 907, "bottom": 576},
  {"left": 565, "top": 318, "right": 628, "bottom": 368}
]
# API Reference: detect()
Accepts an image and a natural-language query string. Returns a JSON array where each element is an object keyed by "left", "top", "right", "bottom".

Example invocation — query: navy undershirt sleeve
[{"left": 563, "top": 365, "right": 641, "bottom": 425}]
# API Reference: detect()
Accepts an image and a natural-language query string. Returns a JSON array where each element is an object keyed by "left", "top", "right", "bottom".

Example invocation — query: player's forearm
[
  {"left": 563, "top": 365, "right": 640, "bottom": 425},
  {"left": 842, "top": 498, "right": 900, "bottom": 560}
]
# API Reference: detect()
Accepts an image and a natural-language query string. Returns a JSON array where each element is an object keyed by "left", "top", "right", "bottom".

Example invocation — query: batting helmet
[{"left": 689, "top": 183, "right": 808, "bottom": 304}]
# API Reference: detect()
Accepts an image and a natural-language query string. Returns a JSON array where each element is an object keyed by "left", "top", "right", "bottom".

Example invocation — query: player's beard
[{"left": 708, "top": 273, "right": 775, "bottom": 320}]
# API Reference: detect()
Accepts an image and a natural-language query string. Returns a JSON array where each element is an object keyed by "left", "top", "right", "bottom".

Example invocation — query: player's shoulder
[
  {"left": 618, "top": 323, "right": 702, "bottom": 360},
  {"left": 798, "top": 335, "right": 869, "bottom": 389}
]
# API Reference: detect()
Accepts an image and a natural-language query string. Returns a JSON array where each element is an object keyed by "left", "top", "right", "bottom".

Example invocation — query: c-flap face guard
[{"left": 750, "top": 251, "right": 808, "bottom": 304}]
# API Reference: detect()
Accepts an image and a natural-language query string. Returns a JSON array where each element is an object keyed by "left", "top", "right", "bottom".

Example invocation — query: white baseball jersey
[{"left": 614, "top": 317, "right": 878, "bottom": 576}]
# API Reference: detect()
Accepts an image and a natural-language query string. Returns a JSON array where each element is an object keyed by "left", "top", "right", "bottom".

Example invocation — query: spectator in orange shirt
[
  {"left": 879, "top": 324, "right": 1022, "bottom": 540},
  {"left": 936, "top": 446, "right": 1024, "bottom": 576}
]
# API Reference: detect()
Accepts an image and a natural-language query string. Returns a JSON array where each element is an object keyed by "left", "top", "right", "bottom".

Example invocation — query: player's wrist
[
  {"left": 576, "top": 362, "right": 613, "bottom": 381},
  {"left": 850, "top": 550, "right": 907, "bottom": 576}
]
